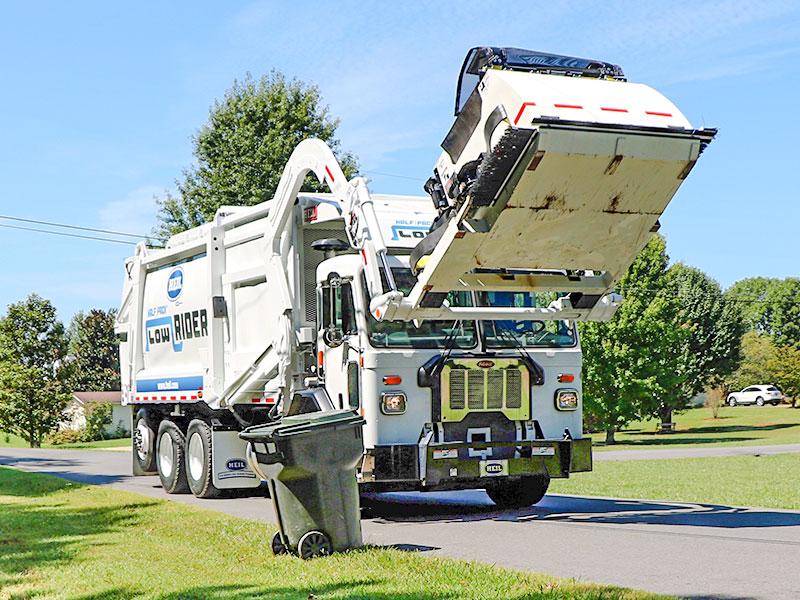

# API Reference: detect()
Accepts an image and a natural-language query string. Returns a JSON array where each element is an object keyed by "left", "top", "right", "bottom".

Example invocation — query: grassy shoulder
[
  {"left": 593, "top": 405, "right": 800, "bottom": 451},
  {"left": 550, "top": 452, "right": 800, "bottom": 510},
  {"left": 0, "top": 432, "right": 130, "bottom": 450},
  {"left": 0, "top": 466, "right": 673, "bottom": 600}
]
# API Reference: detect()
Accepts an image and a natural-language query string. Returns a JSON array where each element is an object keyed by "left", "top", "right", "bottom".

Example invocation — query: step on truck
[{"left": 116, "top": 46, "right": 715, "bottom": 506}]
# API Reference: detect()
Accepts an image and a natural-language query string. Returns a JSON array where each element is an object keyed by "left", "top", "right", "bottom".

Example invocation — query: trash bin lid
[{"left": 239, "top": 409, "right": 364, "bottom": 441}]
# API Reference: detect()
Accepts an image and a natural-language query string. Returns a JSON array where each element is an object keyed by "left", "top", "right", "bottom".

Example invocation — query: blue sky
[{"left": 0, "top": 1, "right": 798, "bottom": 323}]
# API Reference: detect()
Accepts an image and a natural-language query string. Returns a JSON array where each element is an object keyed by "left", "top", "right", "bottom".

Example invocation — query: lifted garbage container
[{"left": 241, "top": 409, "right": 365, "bottom": 559}]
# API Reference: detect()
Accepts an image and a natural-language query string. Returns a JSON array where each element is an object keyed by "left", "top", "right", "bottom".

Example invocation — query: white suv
[{"left": 727, "top": 385, "right": 783, "bottom": 407}]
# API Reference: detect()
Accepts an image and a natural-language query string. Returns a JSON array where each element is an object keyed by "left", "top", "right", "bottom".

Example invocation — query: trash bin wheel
[
  {"left": 270, "top": 531, "right": 289, "bottom": 555},
  {"left": 298, "top": 530, "right": 332, "bottom": 559}
]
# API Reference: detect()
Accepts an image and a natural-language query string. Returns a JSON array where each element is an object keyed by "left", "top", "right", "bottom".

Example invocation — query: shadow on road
[
  {"left": 361, "top": 491, "right": 800, "bottom": 531},
  {"left": 0, "top": 454, "right": 130, "bottom": 486}
]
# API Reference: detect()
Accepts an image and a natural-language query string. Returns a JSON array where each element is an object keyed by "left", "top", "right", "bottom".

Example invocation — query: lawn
[
  {"left": 0, "top": 431, "right": 130, "bottom": 450},
  {"left": 550, "top": 452, "right": 800, "bottom": 510},
  {"left": 0, "top": 467, "right": 674, "bottom": 600},
  {"left": 593, "top": 405, "right": 800, "bottom": 450}
]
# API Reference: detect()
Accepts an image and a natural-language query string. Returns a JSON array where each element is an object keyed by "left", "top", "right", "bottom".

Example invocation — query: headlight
[
  {"left": 555, "top": 389, "right": 579, "bottom": 411},
  {"left": 381, "top": 392, "right": 407, "bottom": 415}
]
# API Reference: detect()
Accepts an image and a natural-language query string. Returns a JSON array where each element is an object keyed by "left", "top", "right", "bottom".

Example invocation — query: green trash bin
[{"left": 241, "top": 409, "right": 365, "bottom": 559}]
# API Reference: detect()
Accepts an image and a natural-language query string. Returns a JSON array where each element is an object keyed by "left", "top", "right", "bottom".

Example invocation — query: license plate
[
  {"left": 433, "top": 449, "right": 458, "bottom": 460},
  {"left": 480, "top": 459, "right": 508, "bottom": 477}
]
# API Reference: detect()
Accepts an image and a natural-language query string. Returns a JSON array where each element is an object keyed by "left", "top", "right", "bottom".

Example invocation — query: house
[{"left": 62, "top": 391, "right": 131, "bottom": 436}]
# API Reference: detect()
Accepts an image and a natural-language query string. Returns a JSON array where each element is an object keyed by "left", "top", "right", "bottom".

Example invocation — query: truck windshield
[
  {"left": 478, "top": 291, "right": 576, "bottom": 348},
  {"left": 363, "top": 269, "right": 477, "bottom": 349}
]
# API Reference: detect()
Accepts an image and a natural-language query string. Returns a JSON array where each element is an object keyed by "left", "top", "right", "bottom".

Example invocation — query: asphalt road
[{"left": 2, "top": 447, "right": 799, "bottom": 600}]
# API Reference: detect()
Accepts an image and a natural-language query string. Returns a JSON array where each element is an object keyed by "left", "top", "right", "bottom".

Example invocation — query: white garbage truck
[{"left": 116, "top": 47, "right": 715, "bottom": 505}]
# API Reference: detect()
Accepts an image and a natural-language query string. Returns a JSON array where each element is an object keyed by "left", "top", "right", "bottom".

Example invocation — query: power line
[
  {"left": 0, "top": 214, "right": 164, "bottom": 242},
  {"left": 362, "top": 170, "right": 427, "bottom": 182},
  {"left": 0, "top": 223, "right": 138, "bottom": 246}
]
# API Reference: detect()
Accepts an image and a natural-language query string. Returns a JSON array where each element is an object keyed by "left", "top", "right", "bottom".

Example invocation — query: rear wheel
[
  {"left": 756, "top": 396, "right": 765, "bottom": 407},
  {"left": 728, "top": 396, "right": 737, "bottom": 407},
  {"left": 133, "top": 409, "right": 157, "bottom": 473},
  {"left": 271, "top": 531, "right": 289, "bottom": 555},
  {"left": 485, "top": 474, "right": 550, "bottom": 508},
  {"left": 157, "top": 421, "right": 189, "bottom": 494},
  {"left": 185, "top": 419, "right": 223, "bottom": 498},
  {"left": 298, "top": 530, "right": 332, "bottom": 559}
]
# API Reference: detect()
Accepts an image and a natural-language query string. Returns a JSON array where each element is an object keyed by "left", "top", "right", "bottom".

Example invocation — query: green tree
[
  {"left": 770, "top": 344, "right": 800, "bottom": 407},
  {"left": 155, "top": 71, "right": 359, "bottom": 237},
  {"left": 0, "top": 364, "right": 72, "bottom": 447},
  {"left": 82, "top": 401, "right": 113, "bottom": 441},
  {"left": 728, "top": 331, "right": 778, "bottom": 391},
  {"left": 0, "top": 295, "right": 71, "bottom": 447},
  {"left": 68, "top": 309, "right": 120, "bottom": 391},
  {"left": 725, "top": 277, "right": 800, "bottom": 347},
  {"left": 653, "top": 264, "right": 744, "bottom": 425},
  {"left": 580, "top": 235, "right": 687, "bottom": 443}
]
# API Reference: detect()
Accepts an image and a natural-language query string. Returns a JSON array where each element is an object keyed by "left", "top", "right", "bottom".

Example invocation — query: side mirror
[
  {"left": 323, "top": 326, "right": 344, "bottom": 348},
  {"left": 323, "top": 272, "right": 344, "bottom": 347}
]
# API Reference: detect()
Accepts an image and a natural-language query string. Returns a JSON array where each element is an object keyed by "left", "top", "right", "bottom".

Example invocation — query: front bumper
[{"left": 359, "top": 437, "right": 591, "bottom": 492}]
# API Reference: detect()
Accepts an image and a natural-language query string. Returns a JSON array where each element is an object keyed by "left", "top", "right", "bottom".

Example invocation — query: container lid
[{"left": 239, "top": 409, "right": 364, "bottom": 440}]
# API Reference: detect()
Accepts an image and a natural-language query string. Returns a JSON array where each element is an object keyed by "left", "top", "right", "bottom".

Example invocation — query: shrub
[
  {"left": 82, "top": 402, "right": 112, "bottom": 442},
  {"left": 46, "top": 429, "right": 84, "bottom": 445}
]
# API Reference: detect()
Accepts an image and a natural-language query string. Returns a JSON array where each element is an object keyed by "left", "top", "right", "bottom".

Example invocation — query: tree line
[
  {"left": 580, "top": 236, "right": 800, "bottom": 443},
  {"left": 0, "top": 298, "right": 118, "bottom": 447}
]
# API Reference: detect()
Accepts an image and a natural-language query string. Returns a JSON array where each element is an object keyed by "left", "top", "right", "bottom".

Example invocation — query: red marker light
[
  {"left": 558, "top": 374, "right": 575, "bottom": 383},
  {"left": 383, "top": 376, "right": 402, "bottom": 385}
]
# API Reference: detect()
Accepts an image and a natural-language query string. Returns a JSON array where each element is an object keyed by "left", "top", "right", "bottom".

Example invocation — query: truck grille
[{"left": 442, "top": 358, "right": 530, "bottom": 421}]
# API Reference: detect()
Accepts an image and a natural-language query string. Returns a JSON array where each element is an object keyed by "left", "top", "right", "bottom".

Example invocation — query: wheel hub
[{"left": 158, "top": 431, "right": 174, "bottom": 477}]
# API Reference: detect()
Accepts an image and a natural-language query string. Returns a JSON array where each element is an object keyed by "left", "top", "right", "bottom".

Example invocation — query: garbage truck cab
[
  {"left": 308, "top": 197, "right": 588, "bottom": 505},
  {"left": 117, "top": 45, "right": 714, "bottom": 508}
]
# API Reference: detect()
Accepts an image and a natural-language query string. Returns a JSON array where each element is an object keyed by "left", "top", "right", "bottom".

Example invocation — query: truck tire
[
  {"left": 185, "top": 419, "right": 224, "bottom": 499},
  {"left": 485, "top": 474, "right": 550, "bottom": 508},
  {"left": 157, "top": 420, "right": 189, "bottom": 494},
  {"left": 133, "top": 409, "right": 157, "bottom": 473}
]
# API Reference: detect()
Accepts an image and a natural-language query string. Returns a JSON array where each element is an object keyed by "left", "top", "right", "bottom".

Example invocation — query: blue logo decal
[
  {"left": 226, "top": 459, "right": 246, "bottom": 471},
  {"left": 136, "top": 375, "right": 203, "bottom": 393},
  {"left": 390, "top": 225, "right": 430, "bottom": 241},
  {"left": 167, "top": 268, "right": 183, "bottom": 301},
  {"left": 144, "top": 316, "right": 183, "bottom": 352}
]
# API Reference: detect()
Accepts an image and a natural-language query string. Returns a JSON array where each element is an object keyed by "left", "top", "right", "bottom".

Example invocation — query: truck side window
[{"left": 321, "top": 282, "right": 357, "bottom": 336}]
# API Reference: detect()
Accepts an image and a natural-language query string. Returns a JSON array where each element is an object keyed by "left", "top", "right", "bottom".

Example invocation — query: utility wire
[
  {"left": 362, "top": 170, "right": 427, "bottom": 182},
  {"left": 0, "top": 223, "right": 138, "bottom": 246},
  {"left": 0, "top": 214, "right": 164, "bottom": 242}
]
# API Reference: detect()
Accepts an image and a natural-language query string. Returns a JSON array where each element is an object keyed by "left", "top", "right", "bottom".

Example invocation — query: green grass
[
  {"left": 551, "top": 452, "right": 800, "bottom": 510},
  {"left": 0, "top": 467, "right": 674, "bottom": 600},
  {"left": 0, "top": 432, "right": 130, "bottom": 450},
  {"left": 594, "top": 405, "right": 800, "bottom": 450}
]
